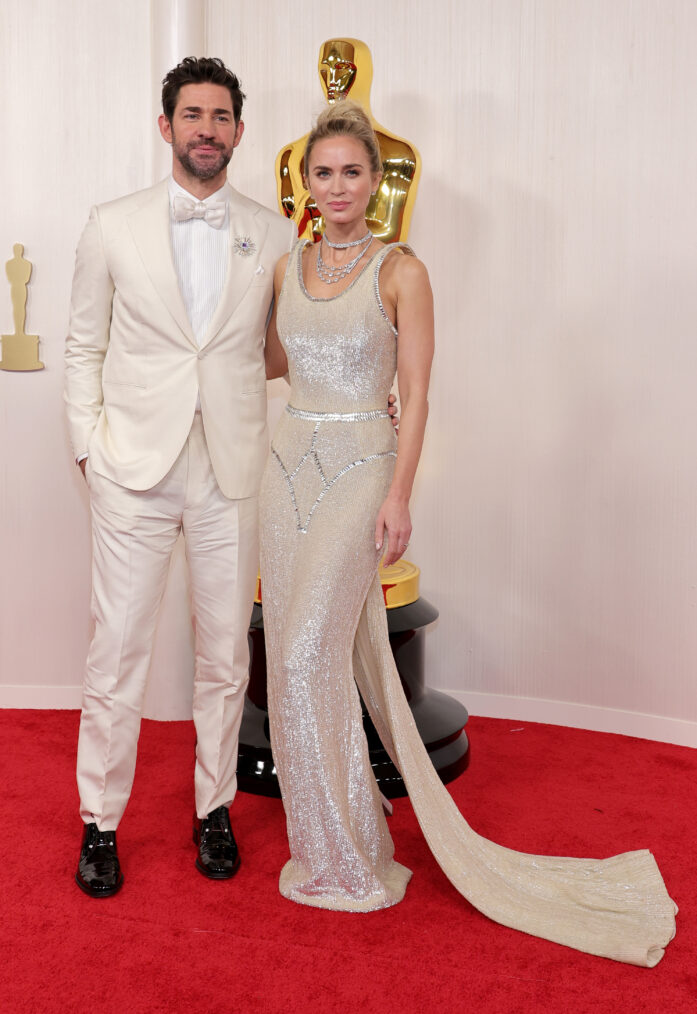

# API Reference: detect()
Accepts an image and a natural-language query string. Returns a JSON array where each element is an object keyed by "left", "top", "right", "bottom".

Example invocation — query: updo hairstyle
[{"left": 303, "top": 100, "right": 382, "bottom": 177}]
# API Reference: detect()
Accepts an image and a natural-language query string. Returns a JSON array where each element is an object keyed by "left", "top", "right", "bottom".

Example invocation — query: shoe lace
[
  {"left": 204, "top": 805, "right": 230, "bottom": 835},
  {"left": 87, "top": 825, "right": 116, "bottom": 851}
]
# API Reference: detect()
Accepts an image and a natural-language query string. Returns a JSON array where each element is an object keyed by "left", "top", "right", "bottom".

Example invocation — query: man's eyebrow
[{"left": 181, "top": 105, "right": 232, "bottom": 116}]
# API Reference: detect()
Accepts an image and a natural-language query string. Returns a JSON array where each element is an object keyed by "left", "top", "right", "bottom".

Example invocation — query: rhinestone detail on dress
[
  {"left": 272, "top": 423, "right": 396, "bottom": 534},
  {"left": 286, "top": 406, "right": 391, "bottom": 423}
]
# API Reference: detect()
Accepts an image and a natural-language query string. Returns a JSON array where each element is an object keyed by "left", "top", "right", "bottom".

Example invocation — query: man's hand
[
  {"left": 388, "top": 393, "right": 399, "bottom": 433},
  {"left": 79, "top": 459, "right": 87, "bottom": 478}
]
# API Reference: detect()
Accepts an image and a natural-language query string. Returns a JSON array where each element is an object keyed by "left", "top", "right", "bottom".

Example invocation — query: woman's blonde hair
[{"left": 303, "top": 100, "right": 382, "bottom": 177}]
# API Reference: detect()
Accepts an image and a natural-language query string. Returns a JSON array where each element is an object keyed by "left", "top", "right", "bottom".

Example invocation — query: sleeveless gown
[{"left": 258, "top": 241, "right": 677, "bottom": 966}]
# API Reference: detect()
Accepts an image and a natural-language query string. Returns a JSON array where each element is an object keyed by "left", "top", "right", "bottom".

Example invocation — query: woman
[{"left": 259, "top": 101, "right": 676, "bottom": 965}]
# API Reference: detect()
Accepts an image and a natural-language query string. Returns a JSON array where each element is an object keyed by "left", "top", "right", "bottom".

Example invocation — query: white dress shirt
[
  {"left": 168, "top": 177, "right": 230, "bottom": 411},
  {"left": 168, "top": 177, "right": 229, "bottom": 346}
]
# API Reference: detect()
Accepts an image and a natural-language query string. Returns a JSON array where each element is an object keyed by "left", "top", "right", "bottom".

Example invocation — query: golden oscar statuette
[
  {"left": 275, "top": 38, "right": 421, "bottom": 244},
  {"left": 1, "top": 244, "right": 44, "bottom": 371}
]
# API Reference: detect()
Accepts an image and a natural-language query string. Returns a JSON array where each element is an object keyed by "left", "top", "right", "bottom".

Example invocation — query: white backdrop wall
[{"left": 1, "top": 0, "right": 695, "bottom": 746}]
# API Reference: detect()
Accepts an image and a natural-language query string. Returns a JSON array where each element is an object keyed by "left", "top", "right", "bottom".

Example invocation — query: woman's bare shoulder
[{"left": 380, "top": 245, "right": 430, "bottom": 291}]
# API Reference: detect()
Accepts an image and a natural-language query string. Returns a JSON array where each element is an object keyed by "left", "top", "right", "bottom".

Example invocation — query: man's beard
[{"left": 173, "top": 136, "right": 232, "bottom": 181}]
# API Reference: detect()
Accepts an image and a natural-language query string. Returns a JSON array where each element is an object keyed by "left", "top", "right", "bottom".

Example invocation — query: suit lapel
[
  {"left": 200, "top": 184, "right": 270, "bottom": 348},
  {"left": 126, "top": 181, "right": 196, "bottom": 347}
]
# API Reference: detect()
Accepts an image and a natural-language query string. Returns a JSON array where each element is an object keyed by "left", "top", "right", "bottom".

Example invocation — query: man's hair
[{"left": 161, "top": 57, "right": 246, "bottom": 124}]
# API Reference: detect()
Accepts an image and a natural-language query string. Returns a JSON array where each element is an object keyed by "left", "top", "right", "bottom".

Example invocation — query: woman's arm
[
  {"left": 374, "top": 253, "right": 435, "bottom": 566},
  {"left": 264, "top": 254, "right": 290, "bottom": 380}
]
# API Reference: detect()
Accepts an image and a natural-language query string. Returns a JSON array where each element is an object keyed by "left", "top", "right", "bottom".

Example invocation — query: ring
[{"left": 400, "top": 542, "right": 409, "bottom": 549}]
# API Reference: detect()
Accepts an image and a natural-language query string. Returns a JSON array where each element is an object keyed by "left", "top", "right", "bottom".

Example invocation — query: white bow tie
[{"left": 171, "top": 195, "right": 227, "bottom": 229}]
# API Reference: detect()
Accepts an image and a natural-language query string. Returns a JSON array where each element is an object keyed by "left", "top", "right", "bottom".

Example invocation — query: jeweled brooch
[{"left": 234, "top": 236, "right": 256, "bottom": 257}]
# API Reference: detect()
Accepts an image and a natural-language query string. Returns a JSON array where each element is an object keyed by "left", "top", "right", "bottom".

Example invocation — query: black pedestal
[{"left": 237, "top": 597, "right": 469, "bottom": 798}]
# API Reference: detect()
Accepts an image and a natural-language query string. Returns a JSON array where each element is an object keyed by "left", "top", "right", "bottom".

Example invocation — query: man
[{"left": 65, "top": 57, "right": 295, "bottom": 896}]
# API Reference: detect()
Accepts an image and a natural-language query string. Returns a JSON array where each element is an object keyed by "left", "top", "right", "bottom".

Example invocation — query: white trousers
[{"left": 77, "top": 415, "right": 257, "bottom": 830}]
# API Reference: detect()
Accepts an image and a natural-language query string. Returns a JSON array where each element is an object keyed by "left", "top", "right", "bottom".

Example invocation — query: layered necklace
[{"left": 316, "top": 230, "right": 373, "bottom": 285}]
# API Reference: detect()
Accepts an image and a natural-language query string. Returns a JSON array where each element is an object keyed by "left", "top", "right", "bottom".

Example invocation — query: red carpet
[{"left": 0, "top": 711, "right": 694, "bottom": 1013}]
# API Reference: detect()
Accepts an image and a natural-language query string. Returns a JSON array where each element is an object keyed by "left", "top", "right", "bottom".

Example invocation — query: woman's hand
[{"left": 375, "top": 494, "right": 412, "bottom": 567}]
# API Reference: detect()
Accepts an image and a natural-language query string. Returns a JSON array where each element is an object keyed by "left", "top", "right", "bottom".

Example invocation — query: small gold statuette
[
  {"left": 1, "top": 244, "right": 44, "bottom": 372},
  {"left": 275, "top": 38, "right": 421, "bottom": 244}
]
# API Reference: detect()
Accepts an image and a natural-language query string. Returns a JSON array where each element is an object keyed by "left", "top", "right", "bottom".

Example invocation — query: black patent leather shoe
[
  {"left": 193, "top": 805, "right": 240, "bottom": 879},
  {"left": 75, "top": 822, "right": 124, "bottom": 898}
]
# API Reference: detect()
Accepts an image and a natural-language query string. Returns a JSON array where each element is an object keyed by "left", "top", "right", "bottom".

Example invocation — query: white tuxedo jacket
[{"left": 65, "top": 179, "right": 295, "bottom": 498}]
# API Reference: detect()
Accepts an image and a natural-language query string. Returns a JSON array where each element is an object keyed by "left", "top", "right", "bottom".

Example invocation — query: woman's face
[{"left": 306, "top": 136, "right": 380, "bottom": 229}]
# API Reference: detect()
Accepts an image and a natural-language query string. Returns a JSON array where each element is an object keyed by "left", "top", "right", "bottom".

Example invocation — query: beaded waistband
[{"left": 285, "top": 405, "right": 390, "bottom": 422}]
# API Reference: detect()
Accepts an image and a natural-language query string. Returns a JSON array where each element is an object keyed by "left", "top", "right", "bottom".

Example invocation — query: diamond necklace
[
  {"left": 316, "top": 233, "right": 373, "bottom": 285},
  {"left": 323, "top": 230, "right": 372, "bottom": 249}
]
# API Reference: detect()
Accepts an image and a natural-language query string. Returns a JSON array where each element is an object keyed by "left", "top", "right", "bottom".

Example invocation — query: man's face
[{"left": 159, "top": 82, "right": 243, "bottom": 185}]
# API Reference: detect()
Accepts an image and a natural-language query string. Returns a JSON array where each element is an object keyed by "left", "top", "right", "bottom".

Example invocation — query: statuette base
[{"left": 0, "top": 333, "right": 44, "bottom": 372}]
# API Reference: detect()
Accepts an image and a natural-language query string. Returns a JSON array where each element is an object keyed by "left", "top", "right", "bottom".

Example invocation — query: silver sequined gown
[{"left": 259, "top": 241, "right": 677, "bottom": 965}]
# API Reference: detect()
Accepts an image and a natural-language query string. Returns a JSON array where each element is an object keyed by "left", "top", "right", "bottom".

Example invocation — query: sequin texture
[{"left": 258, "top": 242, "right": 677, "bottom": 961}]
